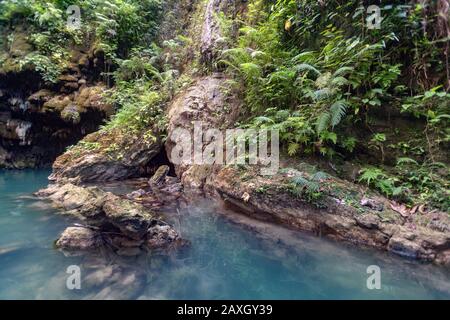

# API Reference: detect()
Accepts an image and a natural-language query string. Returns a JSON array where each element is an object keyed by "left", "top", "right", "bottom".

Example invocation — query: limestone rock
[
  {"left": 165, "top": 74, "right": 240, "bottom": 187},
  {"left": 206, "top": 166, "right": 450, "bottom": 267},
  {"left": 56, "top": 226, "right": 103, "bottom": 251},
  {"left": 49, "top": 128, "right": 163, "bottom": 183},
  {"left": 149, "top": 165, "right": 170, "bottom": 186},
  {"left": 146, "top": 221, "right": 181, "bottom": 249},
  {"left": 37, "top": 183, "right": 183, "bottom": 253}
]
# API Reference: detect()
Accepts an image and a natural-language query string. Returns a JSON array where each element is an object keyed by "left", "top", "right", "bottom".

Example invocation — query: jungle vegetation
[{"left": 0, "top": 0, "right": 449, "bottom": 211}]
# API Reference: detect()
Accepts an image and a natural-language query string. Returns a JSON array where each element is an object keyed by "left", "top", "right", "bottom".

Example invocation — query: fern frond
[
  {"left": 287, "top": 142, "right": 300, "bottom": 156},
  {"left": 316, "top": 112, "right": 330, "bottom": 134},
  {"left": 291, "top": 51, "right": 317, "bottom": 63},
  {"left": 240, "top": 62, "right": 262, "bottom": 79},
  {"left": 333, "top": 66, "right": 354, "bottom": 77},
  {"left": 291, "top": 176, "right": 310, "bottom": 187},
  {"left": 330, "top": 76, "right": 349, "bottom": 87},
  {"left": 313, "top": 88, "right": 331, "bottom": 101},
  {"left": 293, "top": 63, "right": 321, "bottom": 76},
  {"left": 396, "top": 157, "right": 418, "bottom": 166},
  {"left": 329, "top": 100, "right": 347, "bottom": 128},
  {"left": 311, "top": 171, "right": 329, "bottom": 181},
  {"left": 253, "top": 116, "right": 275, "bottom": 125},
  {"left": 358, "top": 167, "right": 385, "bottom": 185}
]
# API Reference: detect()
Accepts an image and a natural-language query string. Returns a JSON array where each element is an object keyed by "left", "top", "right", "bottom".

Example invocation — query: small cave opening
[
  {"left": 144, "top": 146, "right": 177, "bottom": 178},
  {"left": 0, "top": 71, "right": 108, "bottom": 169},
  {"left": 0, "top": 107, "right": 108, "bottom": 169}
]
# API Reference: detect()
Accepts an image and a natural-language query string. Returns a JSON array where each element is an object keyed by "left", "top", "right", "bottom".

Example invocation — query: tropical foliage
[{"left": 222, "top": 0, "right": 450, "bottom": 210}]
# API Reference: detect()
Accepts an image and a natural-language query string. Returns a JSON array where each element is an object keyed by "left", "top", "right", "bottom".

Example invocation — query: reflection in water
[{"left": 0, "top": 170, "right": 449, "bottom": 299}]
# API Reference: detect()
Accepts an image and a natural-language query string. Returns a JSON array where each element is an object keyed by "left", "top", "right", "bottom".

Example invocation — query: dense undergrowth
[{"left": 219, "top": 0, "right": 450, "bottom": 211}]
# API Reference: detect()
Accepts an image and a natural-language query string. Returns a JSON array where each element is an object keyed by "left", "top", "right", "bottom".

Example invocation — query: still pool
[{"left": 0, "top": 169, "right": 449, "bottom": 299}]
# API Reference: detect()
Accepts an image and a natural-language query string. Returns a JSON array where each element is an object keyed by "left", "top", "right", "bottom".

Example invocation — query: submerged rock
[
  {"left": 146, "top": 221, "right": 182, "bottom": 249},
  {"left": 56, "top": 226, "right": 103, "bottom": 251},
  {"left": 37, "top": 183, "right": 184, "bottom": 254},
  {"left": 83, "top": 264, "right": 146, "bottom": 300}
]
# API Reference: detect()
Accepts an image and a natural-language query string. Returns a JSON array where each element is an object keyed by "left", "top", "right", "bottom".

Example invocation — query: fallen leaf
[
  {"left": 418, "top": 204, "right": 427, "bottom": 214},
  {"left": 390, "top": 201, "right": 409, "bottom": 218}
]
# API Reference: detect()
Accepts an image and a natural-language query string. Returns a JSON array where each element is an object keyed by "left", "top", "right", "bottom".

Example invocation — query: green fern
[
  {"left": 311, "top": 171, "right": 329, "bottom": 181},
  {"left": 329, "top": 100, "right": 347, "bottom": 128},
  {"left": 333, "top": 66, "right": 354, "bottom": 77},
  {"left": 316, "top": 112, "right": 330, "bottom": 134},
  {"left": 358, "top": 167, "right": 387, "bottom": 186},
  {"left": 293, "top": 63, "right": 321, "bottom": 77},
  {"left": 287, "top": 142, "right": 300, "bottom": 156},
  {"left": 291, "top": 176, "right": 319, "bottom": 192}
]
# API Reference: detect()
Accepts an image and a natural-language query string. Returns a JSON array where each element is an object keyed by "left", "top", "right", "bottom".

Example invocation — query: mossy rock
[
  {"left": 9, "top": 32, "right": 33, "bottom": 58},
  {"left": 42, "top": 95, "right": 72, "bottom": 112},
  {"left": 61, "top": 104, "right": 81, "bottom": 124}
]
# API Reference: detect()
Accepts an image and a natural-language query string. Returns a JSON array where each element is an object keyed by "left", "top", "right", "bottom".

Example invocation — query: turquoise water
[{"left": 0, "top": 170, "right": 449, "bottom": 300}]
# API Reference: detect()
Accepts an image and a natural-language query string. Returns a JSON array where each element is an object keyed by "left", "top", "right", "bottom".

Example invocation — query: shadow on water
[{"left": 0, "top": 170, "right": 449, "bottom": 299}]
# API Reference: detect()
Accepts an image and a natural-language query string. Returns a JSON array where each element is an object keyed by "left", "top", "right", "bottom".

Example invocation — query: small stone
[
  {"left": 360, "top": 197, "right": 384, "bottom": 211},
  {"left": 149, "top": 165, "right": 170, "bottom": 186},
  {"left": 146, "top": 222, "right": 179, "bottom": 249},
  {"left": 126, "top": 189, "right": 146, "bottom": 200}
]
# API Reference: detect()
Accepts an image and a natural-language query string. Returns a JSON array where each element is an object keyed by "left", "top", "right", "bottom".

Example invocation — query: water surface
[{"left": 0, "top": 170, "right": 449, "bottom": 299}]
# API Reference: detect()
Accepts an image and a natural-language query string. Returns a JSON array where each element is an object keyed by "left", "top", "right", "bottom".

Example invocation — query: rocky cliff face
[{"left": 0, "top": 41, "right": 112, "bottom": 168}]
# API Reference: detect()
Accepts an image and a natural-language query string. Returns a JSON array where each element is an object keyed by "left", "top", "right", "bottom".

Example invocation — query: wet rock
[
  {"left": 147, "top": 221, "right": 181, "bottom": 249},
  {"left": 0, "top": 86, "right": 110, "bottom": 169},
  {"left": 200, "top": 0, "right": 236, "bottom": 67},
  {"left": 38, "top": 183, "right": 183, "bottom": 253},
  {"left": 110, "top": 236, "right": 144, "bottom": 248},
  {"left": 28, "top": 89, "right": 55, "bottom": 106},
  {"left": 84, "top": 265, "right": 115, "bottom": 287},
  {"left": 355, "top": 214, "right": 381, "bottom": 230},
  {"left": 0, "top": 37, "right": 111, "bottom": 169},
  {"left": 435, "top": 250, "right": 450, "bottom": 267},
  {"left": 149, "top": 165, "right": 170, "bottom": 186},
  {"left": 387, "top": 236, "right": 426, "bottom": 260},
  {"left": 102, "top": 194, "right": 153, "bottom": 239},
  {"left": 126, "top": 189, "right": 146, "bottom": 200},
  {"left": 89, "top": 273, "right": 145, "bottom": 300},
  {"left": 83, "top": 265, "right": 146, "bottom": 300},
  {"left": 36, "top": 183, "right": 106, "bottom": 218},
  {"left": 116, "top": 247, "right": 142, "bottom": 257},
  {"left": 56, "top": 226, "right": 103, "bottom": 251}
]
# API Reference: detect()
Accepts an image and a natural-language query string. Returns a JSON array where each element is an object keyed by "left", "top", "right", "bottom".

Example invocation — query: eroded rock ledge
[
  {"left": 49, "top": 128, "right": 162, "bottom": 183},
  {"left": 205, "top": 166, "right": 450, "bottom": 267},
  {"left": 36, "top": 183, "right": 184, "bottom": 256}
]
